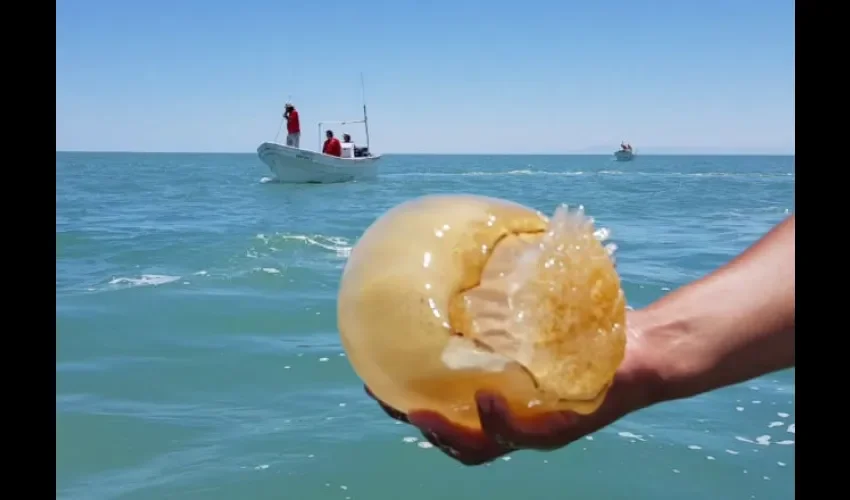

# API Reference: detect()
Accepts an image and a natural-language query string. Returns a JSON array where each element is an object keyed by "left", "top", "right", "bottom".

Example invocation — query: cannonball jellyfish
[{"left": 337, "top": 194, "right": 626, "bottom": 431}]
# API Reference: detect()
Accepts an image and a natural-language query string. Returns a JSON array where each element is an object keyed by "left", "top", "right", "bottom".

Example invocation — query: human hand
[{"left": 364, "top": 310, "right": 665, "bottom": 465}]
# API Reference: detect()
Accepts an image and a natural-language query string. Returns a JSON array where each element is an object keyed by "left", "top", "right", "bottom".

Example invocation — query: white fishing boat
[
  {"left": 257, "top": 76, "right": 382, "bottom": 184},
  {"left": 257, "top": 133, "right": 381, "bottom": 184}
]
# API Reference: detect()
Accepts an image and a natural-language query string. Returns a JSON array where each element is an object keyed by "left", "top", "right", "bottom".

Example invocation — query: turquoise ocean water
[{"left": 56, "top": 152, "right": 795, "bottom": 500}]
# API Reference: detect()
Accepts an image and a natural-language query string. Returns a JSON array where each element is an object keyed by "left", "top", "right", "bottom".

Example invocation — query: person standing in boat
[
  {"left": 283, "top": 103, "right": 301, "bottom": 148},
  {"left": 322, "top": 130, "right": 342, "bottom": 157}
]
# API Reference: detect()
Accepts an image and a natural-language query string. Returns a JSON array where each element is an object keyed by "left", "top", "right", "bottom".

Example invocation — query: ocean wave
[
  {"left": 83, "top": 232, "right": 352, "bottom": 293},
  {"left": 106, "top": 274, "right": 181, "bottom": 288},
  {"left": 253, "top": 233, "right": 352, "bottom": 258}
]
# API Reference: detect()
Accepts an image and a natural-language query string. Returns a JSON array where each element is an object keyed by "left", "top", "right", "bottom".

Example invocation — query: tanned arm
[{"left": 641, "top": 215, "right": 795, "bottom": 402}]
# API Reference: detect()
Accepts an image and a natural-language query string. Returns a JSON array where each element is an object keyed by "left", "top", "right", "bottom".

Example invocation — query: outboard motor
[{"left": 354, "top": 147, "right": 371, "bottom": 158}]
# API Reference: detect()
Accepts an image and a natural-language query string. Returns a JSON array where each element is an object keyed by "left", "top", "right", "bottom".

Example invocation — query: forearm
[{"left": 643, "top": 215, "right": 795, "bottom": 402}]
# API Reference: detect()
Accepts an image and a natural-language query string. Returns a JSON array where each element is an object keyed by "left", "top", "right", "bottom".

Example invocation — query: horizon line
[{"left": 56, "top": 149, "right": 796, "bottom": 156}]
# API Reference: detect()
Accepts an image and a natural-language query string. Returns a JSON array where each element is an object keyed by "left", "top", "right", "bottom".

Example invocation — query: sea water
[{"left": 56, "top": 152, "right": 795, "bottom": 500}]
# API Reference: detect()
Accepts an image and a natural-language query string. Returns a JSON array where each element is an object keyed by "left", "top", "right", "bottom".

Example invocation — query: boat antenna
[
  {"left": 360, "top": 73, "right": 371, "bottom": 151},
  {"left": 274, "top": 117, "right": 284, "bottom": 142}
]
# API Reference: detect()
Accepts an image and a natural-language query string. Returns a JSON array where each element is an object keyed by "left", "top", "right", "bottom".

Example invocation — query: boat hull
[
  {"left": 614, "top": 150, "right": 634, "bottom": 161},
  {"left": 257, "top": 142, "right": 382, "bottom": 183}
]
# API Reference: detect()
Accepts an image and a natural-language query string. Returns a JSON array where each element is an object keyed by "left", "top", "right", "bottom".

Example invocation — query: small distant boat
[
  {"left": 614, "top": 142, "right": 635, "bottom": 161},
  {"left": 257, "top": 76, "right": 382, "bottom": 184},
  {"left": 614, "top": 149, "right": 634, "bottom": 161}
]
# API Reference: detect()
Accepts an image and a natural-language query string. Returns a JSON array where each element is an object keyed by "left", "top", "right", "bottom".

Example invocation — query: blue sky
[{"left": 56, "top": 0, "right": 795, "bottom": 154}]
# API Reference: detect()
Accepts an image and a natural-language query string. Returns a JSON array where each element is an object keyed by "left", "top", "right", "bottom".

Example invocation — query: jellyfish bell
[{"left": 337, "top": 194, "right": 626, "bottom": 431}]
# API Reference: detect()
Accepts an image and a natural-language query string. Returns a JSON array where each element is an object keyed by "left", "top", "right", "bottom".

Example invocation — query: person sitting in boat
[
  {"left": 322, "top": 130, "right": 342, "bottom": 157},
  {"left": 341, "top": 133, "right": 372, "bottom": 158},
  {"left": 341, "top": 134, "right": 356, "bottom": 159},
  {"left": 283, "top": 103, "right": 301, "bottom": 148}
]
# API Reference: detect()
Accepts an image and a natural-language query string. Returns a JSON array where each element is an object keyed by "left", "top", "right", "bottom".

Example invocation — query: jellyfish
[{"left": 337, "top": 194, "right": 626, "bottom": 431}]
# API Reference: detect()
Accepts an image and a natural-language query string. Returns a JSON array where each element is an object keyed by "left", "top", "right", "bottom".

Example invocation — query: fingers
[
  {"left": 408, "top": 410, "right": 508, "bottom": 466},
  {"left": 364, "top": 385, "right": 588, "bottom": 464},
  {"left": 476, "top": 391, "right": 580, "bottom": 451}
]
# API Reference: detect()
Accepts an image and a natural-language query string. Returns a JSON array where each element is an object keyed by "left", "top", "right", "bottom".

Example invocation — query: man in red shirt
[
  {"left": 322, "top": 130, "right": 342, "bottom": 157},
  {"left": 283, "top": 103, "right": 300, "bottom": 148}
]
